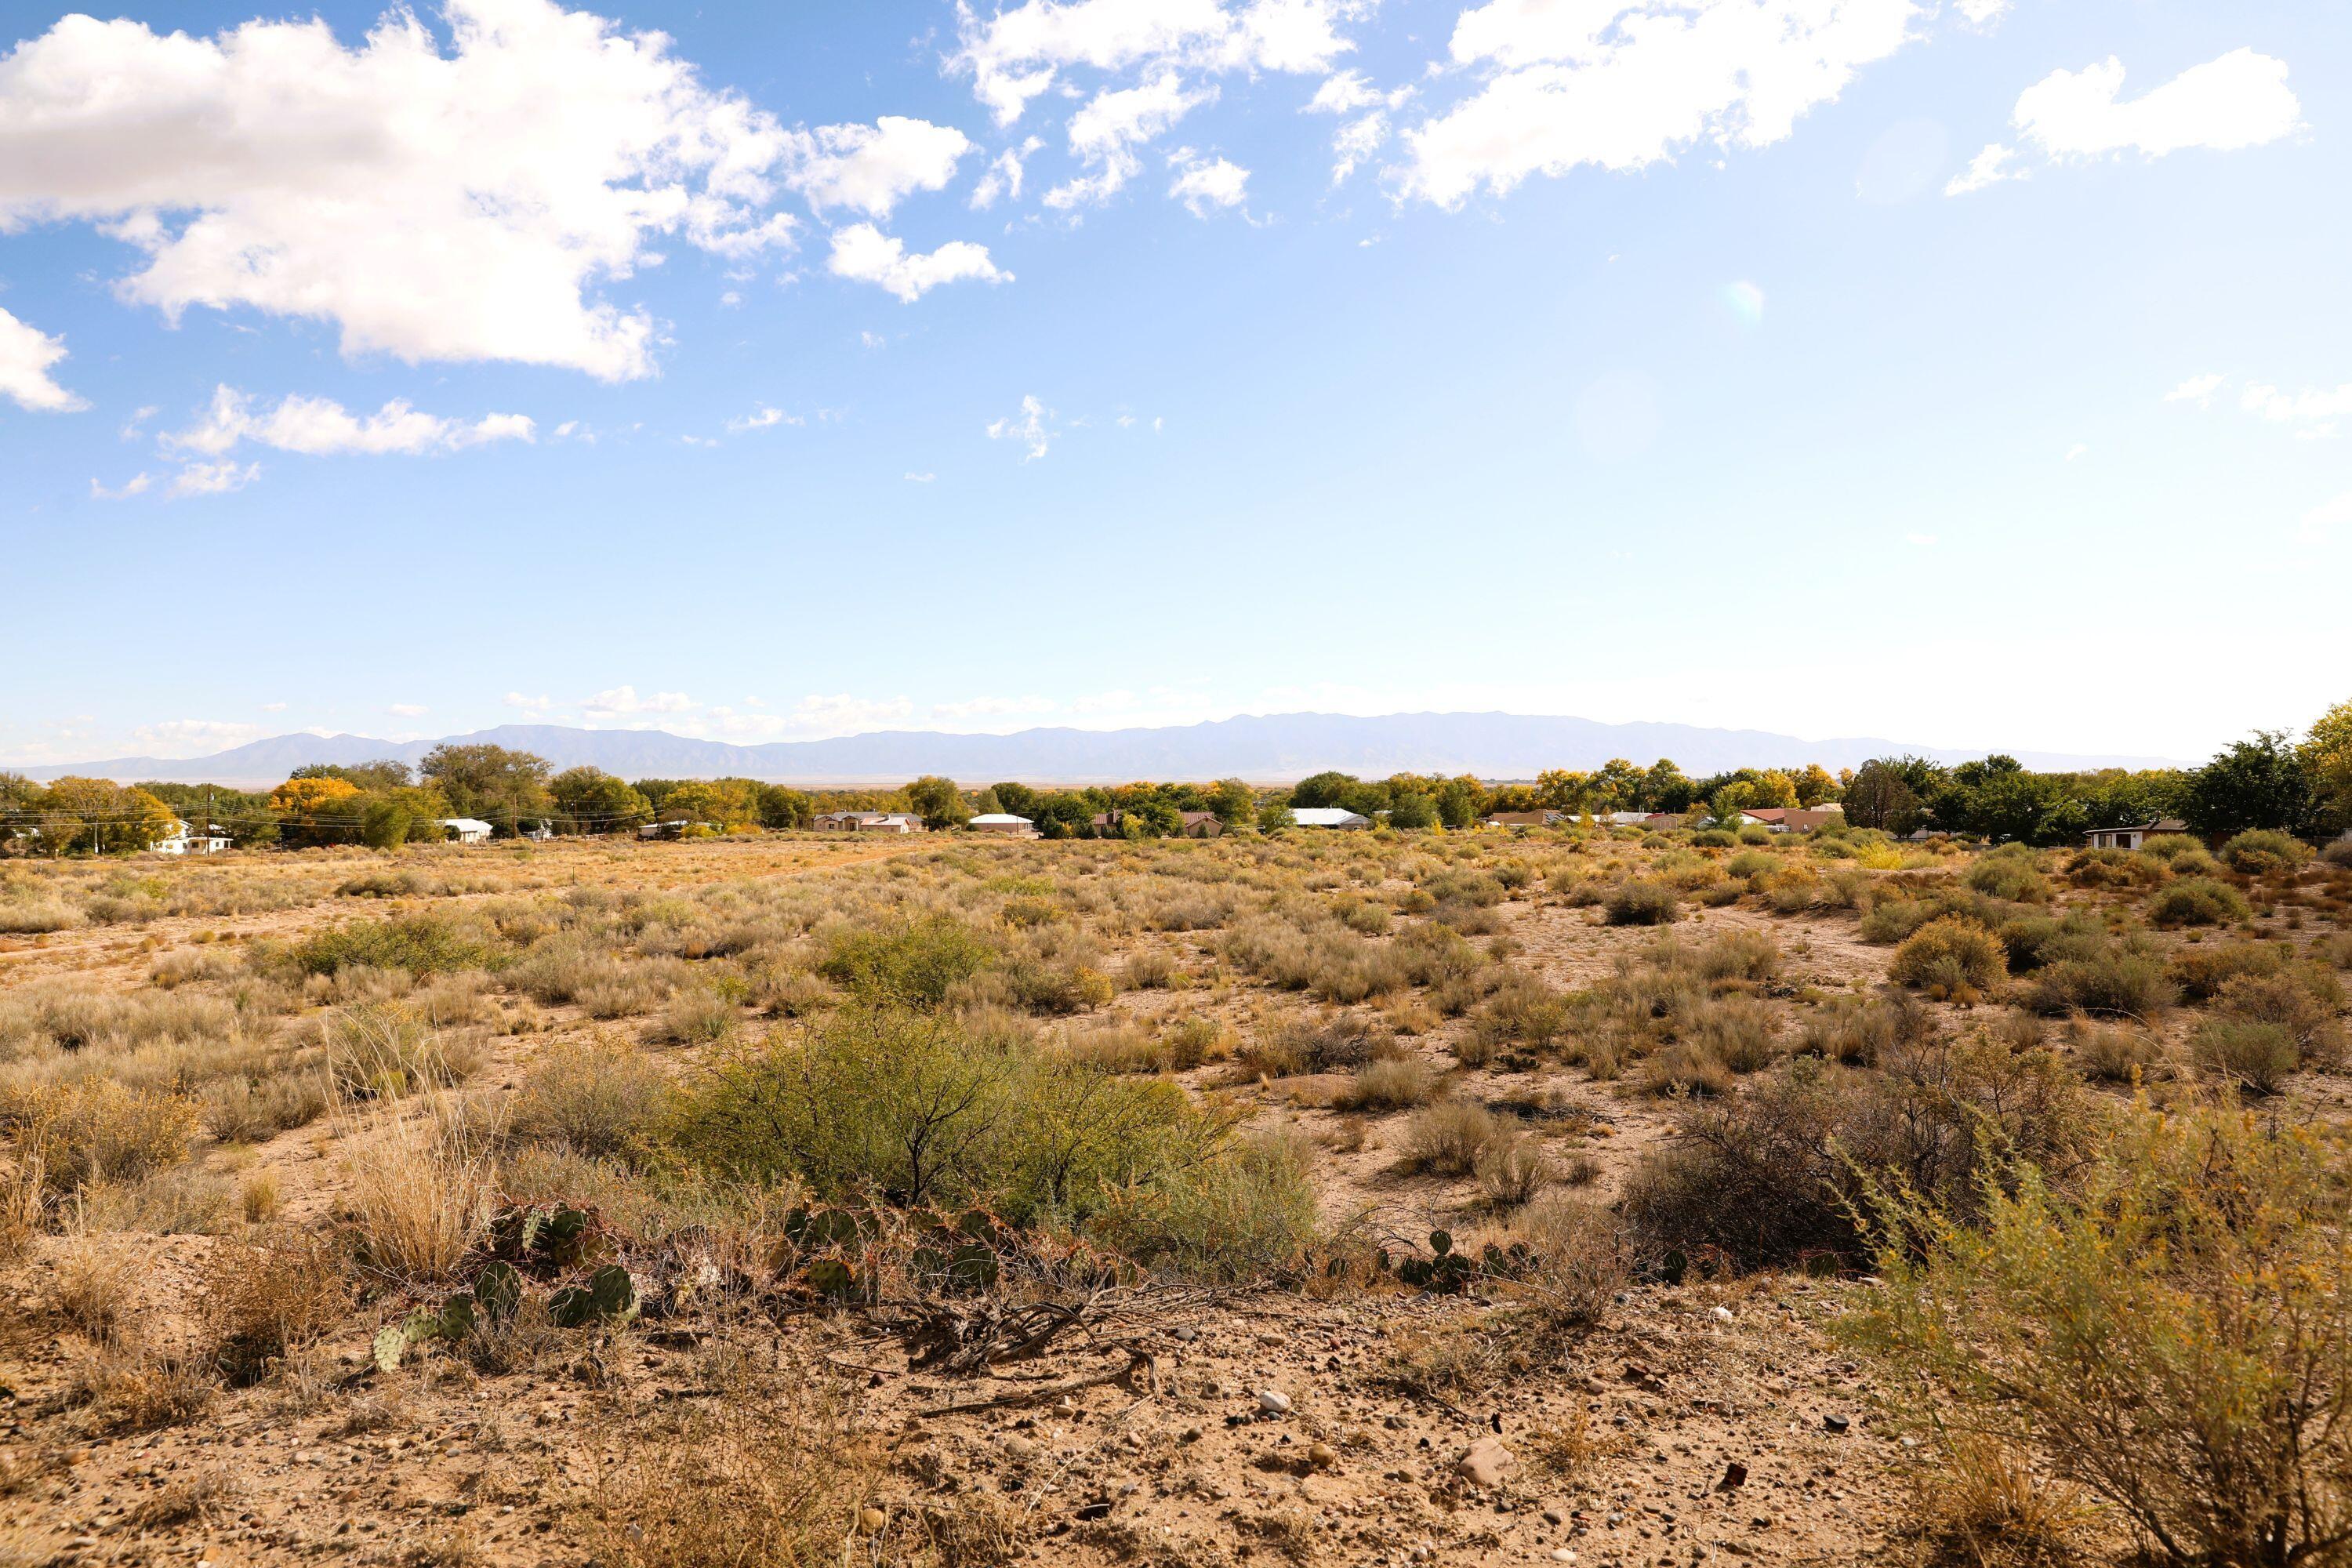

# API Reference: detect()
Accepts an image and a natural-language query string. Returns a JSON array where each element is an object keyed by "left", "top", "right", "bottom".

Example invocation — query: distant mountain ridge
[{"left": 8, "top": 713, "right": 2190, "bottom": 789}]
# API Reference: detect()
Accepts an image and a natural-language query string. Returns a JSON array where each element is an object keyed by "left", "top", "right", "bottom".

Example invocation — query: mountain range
[{"left": 6, "top": 713, "right": 2190, "bottom": 789}]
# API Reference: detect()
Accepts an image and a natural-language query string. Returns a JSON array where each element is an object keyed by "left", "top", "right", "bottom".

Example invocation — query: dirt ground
[{"left": 3, "top": 829, "right": 2347, "bottom": 1568}]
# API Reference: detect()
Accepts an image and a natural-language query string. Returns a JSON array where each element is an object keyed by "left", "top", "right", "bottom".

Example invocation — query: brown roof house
[
  {"left": 2083, "top": 818, "right": 2189, "bottom": 851},
  {"left": 1483, "top": 811, "right": 1567, "bottom": 828}
]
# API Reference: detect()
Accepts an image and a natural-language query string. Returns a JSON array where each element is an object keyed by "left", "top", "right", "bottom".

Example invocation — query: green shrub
[
  {"left": 1086, "top": 1131, "right": 1319, "bottom": 1281},
  {"left": 11, "top": 1080, "right": 198, "bottom": 1194},
  {"left": 1848, "top": 1101, "right": 2352, "bottom": 1568},
  {"left": 1401, "top": 1100, "right": 1512, "bottom": 1176},
  {"left": 1333, "top": 1055, "right": 1440, "bottom": 1112},
  {"left": 815, "top": 916, "right": 994, "bottom": 1007},
  {"left": 2022, "top": 949, "right": 2176, "bottom": 1018},
  {"left": 2219, "top": 829, "right": 2310, "bottom": 876},
  {"left": 1995, "top": 909, "right": 2107, "bottom": 974},
  {"left": 510, "top": 1039, "right": 673, "bottom": 1162},
  {"left": 2322, "top": 837, "right": 2352, "bottom": 869},
  {"left": 1965, "top": 854, "right": 2050, "bottom": 904},
  {"left": 1690, "top": 829, "right": 1737, "bottom": 848},
  {"left": 2169, "top": 940, "right": 2286, "bottom": 1000},
  {"left": 2137, "top": 833, "right": 2204, "bottom": 862},
  {"left": 2190, "top": 1019, "right": 2301, "bottom": 1094},
  {"left": 294, "top": 915, "right": 492, "bottom": 977},
  {"left": 662, "top": 1005, "right": 1209, "bottom": 1221},
  {"left": 2148, "top": 877, "right": 2250, "bottom": 927},
  {"left": 1603, "top": 880, "right": 1679, "bottom": 926},
  {"left": 1890, "top": 917, "right": 2005, "bottom": 994},
  {"left": 1726, "top": 850, "right": 1775, "bottom": 880}
]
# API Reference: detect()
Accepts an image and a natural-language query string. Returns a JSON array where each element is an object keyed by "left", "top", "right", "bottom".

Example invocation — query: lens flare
[{"left": 1722, "top": 280, "right": 1766, "bottom": 325}]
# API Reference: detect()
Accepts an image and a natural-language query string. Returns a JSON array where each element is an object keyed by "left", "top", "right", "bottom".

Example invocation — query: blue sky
[{"left": 1, "top": 0, "right": 2345, "bottom": 768}]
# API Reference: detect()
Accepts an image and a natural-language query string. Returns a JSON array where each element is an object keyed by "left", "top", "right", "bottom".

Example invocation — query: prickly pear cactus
[
  {"left": 473, "top": 1260, "right": 522, "bottom": 1322},
  {"left": 805, "top": 1257, "right": 855, "bottom": 1299},
  {"left": 372, "top": 1323, "right": 409, "bottom": 1374}
]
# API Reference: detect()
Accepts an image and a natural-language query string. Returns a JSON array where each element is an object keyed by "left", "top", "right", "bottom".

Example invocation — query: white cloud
[
  {"left": 1395, "top": 0, "right": 1921, "bottom": 208},
  {"left": 931, "top": 695, "right": 1057, "bottom": 722},
  {"left": 90, "top": 473, "right": 153, "bottom": 500},
  {"left": 1306, "top": 68, "right": 1409, "bottom": 115},
  {"left": 1047, "top": 72, "right": 1218, "bottom": 208},
  {"left": 726, "top": 404, "right": 801, "bottom": 433},
  {"left": 504, "top": 691, "right": 552, "bottom": 711},
  {"left": 129, "top": 718, "right": 267, "bottom": 755},
  {"left": 2065, "top": 443, "right": 2089, "bottom": 461},
  {"left": 583, "top": 684, "right": 696, "bottom": 720},
  {"left": 1955, "top": 0, "right": 2008, "bottom": 27},
  {"left": 2165, "top": 372, "right": 2227, "bottom": 407},
  {"left": 1167, "top": 150, "right": 1250, "bottom": 214},
  {"left": 987, "top": 394, "right": 1054, "bottom": 459},
  {"left": 261, "top": 702, "right": 289, "bottom": 713},
  {"left": 170, "top": 459, "right": 260, "bottom": 496},
  {"left": 387, "top": 702, "right": 428, "bottom": 718},
  {"left": 783, "top": 693, "right": 915, "bottom": 737},
  {"left": 953, "top": 0, "right": 1359, "bottom": 127},
  {"left": 782, "top": 116, "right": 972, "bottom": 217},
  {"left": 120, "top": 405, "right": 158, "bottom": 439},
  {"left": 0, "top": 306, "right": 85, "bottom": 412},
  {"left": 2013, "top": 49, "right": 2301, "bottom": 162},
  {"left": 162, "top": 386, "right": 535, "bottom": 457},
  {"left": 971, "top": 137, "right": 1045, "bottom": 209},
  {"left": 905, "top": 470, "right": 937, "bottom": 482},
  {"left": 1329, "top": 111, "right": 1391, "bottom": 183},
  {"left": 0, "top": 2, "right": 798, "bottom": 381},
  {"left": 1943, "top": 141, "right": 2017, "bottom": 195},
  {"left": 827, "top": 222, "right": 1011, "bottom": 301},
  {"left": 2241, "top": 382, "right": 2352, "bottom": 438},
  {"left": 1904, "top": 531, "right": 1936, "bottom": 547}
]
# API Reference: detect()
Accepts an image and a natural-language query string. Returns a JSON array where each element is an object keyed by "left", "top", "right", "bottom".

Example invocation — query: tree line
[{"left": 2, "top": 697, "right": 2345, "bottom": 854}]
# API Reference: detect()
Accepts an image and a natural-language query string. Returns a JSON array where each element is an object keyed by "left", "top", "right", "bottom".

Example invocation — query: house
[
  {"left": 1483, "top": 810, "right": 1566, "bottom": 829},
  {"left": 151, "top": 819, "right": 231, "bottom": 855},
  {"left": 1178, "top": 811, "right": 1224, "bottom": 838},
  {"left": 437, "top": 818, "right": 494, "bottom": 844},
  {"left": 637, "top": 818, "right": 718, "bottom": 840},
  {"left": 965, "top": 813, "right": 1038, "bottom": 838},
  {"left": 1643, "top": 812, "right": 1690, "bottom": 829},
  {"left": 1600, "top": 811, "right": 1651, "bottom": 826},
  {"left": 812, "top": 811, "right": 924, "bottom": 833},
  {"left": 2083, "top": 818, "right": 2190, "bottom": 851},
  {"left": 1288, "top": 808, "right": 1373, "bottom": 829}
]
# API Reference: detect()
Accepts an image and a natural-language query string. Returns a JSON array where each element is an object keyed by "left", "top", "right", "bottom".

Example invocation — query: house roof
[
  {"left": 437, "top": 818, "right": 493, "bottom": 833},
  {"left": 2085, "top": 818, "right": 2189, "bottom": 837},
  {"left": 1289, "top": 808, "right": 1370, "bottom": 826},
  {"left": 967, "top": 813, "right": 1033, "bottom": 826}
]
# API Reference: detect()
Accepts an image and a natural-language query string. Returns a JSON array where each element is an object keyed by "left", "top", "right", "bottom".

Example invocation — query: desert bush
[
  {"left": 2189, "top": 1020, "right": 2301, "bottom": 1094},
  {"left": 1639, "top": 1040, "right": 1735, "bottom": 1098},
  {"left": 1625, "top": 1037, "right": 2093, "bottom": 1273},
  {"left": 1121, "top": 949, "right": 1183, "bottom": 989},
  {"left": 1475, "top": 1132, "right": 1555, "bottom": 1208},
  {"left": 321, "top": 1004, "right": 479, "bottom": 1101},
  {"left": 644, "top": 987, "right": 741, "bottom": 1047},
  {"left": 2323, "top": 837, "right": 2352, "bottom": 869},
  {"left": 1995, "top": 909, "right": 2107, "bottom": 974},
  {"left": 201, "top": 1074, "right": 331, "bottom": 1144},
  {"left": 343, "top": 1111, "right": 496, "bottom": 1281},
  {"left": 2219, "top": 829, "right": 2310, "bottom": 876},
  {"left": 1849, "top": 1100, "right": 2352, "bottom": 1568},
  {"left": 1890, "top": 917, "right": 2005, "bottom": 995},
  {"left": 2169, "top": 941, "right": 2287, "bottom": 1001},
  {"left": 1087, "top": 1129, "right": 1319, "bottom": 1281},
  {"left": 664, "top": 1005, "right": 1210, "bottom": 1221},
  {"left": 1401, "top": 1101, "right": 1511, "bottom": 1177},
  {"left": 815, "top": 916, "right": 993, "bottom": 1008},
  {"left": 1964, "top": 852, "right": 2052, "bottom": 904},
  {"left": 2150, "top": 877, "right": 2250, "bottom": 927},
  {"left": 1604, "top": 880, "right": 1678, "bottom": 926},
  {"left": 510, "top": 1039, "right": 673, "bottom": 1162},
  {"left": 201, "top": 1232, "right": 348, "bottom": 1385},
  {"left": 2066, "top": 1016, "right": 2166, "bottom": 1083},
  {"left": 1334, "top": 1054, "right": 1441, "bottom": 1112},
  {"left": 9, "top": 1080, "right": 197, "bottom": 1195},
  {"left": 1502, "top": 1194, "right": 1632, "bottom": 1334},
  {"left": 1725, "top": 850, "right": 1775, "bottom": 880},
  {"left": 1682, "top": 994, "right": 1782, "bottom": 1073},
  {"left": 294, "top": 915, "right": 492, "bottom": 977},
  {"left": 2213, "top": 971, "right": 2345, "bottom": 1068},
  {"left": 0, "top": 898, "right": 83, "bottom": 934},
  {"left": 68, "top": 1343, "right": 216, "bottom": 1434},
  {"left": 1796, "top": 991, "right": 1934, "bottom": 1068},
  {"left": 2022, "top": 946, "right": 2176, "bottom": 1019}
]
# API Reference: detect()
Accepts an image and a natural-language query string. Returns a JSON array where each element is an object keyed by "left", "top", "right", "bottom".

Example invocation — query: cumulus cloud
[
  {"left": 170, "top": 459, "right": 260, "bottom": 497},
  {"left": 91, "top": 473, "right": 153, "bottom": 500},
  {"left": 1047, "top": 72, "right": 1218, "bottom": 208},
  {"left": 2241, "top": 382, "right": 2352, "bottom": 437},
  {"left": 1168, "top": 150, "right": 1250, "bottom": 214},
  {"left": 726, "top": 404, "right": 802, "bottom": 433},
  {"left": 387, "top": 702, "right": 428, "bottom": 718},
  {"left": 0, "top": 1, "right": 800, "bottom": 381},
  {"left": 987, "top": 394, "right": 1054, "bottom": 459},
  {"left": 503, "top": 691, "right": 552, "bottom": 711},
  {"left": 0, "top": 306, "right": 85, "bottom": 412},
  {"left": 1394, "top": 0, "right": 1920, "bottom": 208},
  {"left": 129, "top": 718, "right": 267, "bottom": 754},
  {"left": 162, "top": 386, "right": 535, "bottom": 458},
  {"left": 953, "top": 0, "right": 1360, "bottom": 127},
  {"left": 971, "top": 137, "right": 1044, "bottom": 209},
  {"left": 1952, "top": 48, "right": 2302, "bottom": 197},
  {"left": 827, "top": 222, "right": 1011, "bottom": 301},
  {"left": 2165, "top": 372, "right": 2227, "bottom": 406},
  {"left": 583, "top": 684, "right": 696, "bottom": 719},
  {"left": 782, "top": 116, "right": 972, "bottom": 217}
]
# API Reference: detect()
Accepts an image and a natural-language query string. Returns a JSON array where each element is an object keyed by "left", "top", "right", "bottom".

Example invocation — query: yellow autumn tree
[
  {"left": 269, "top": 775, "right": 365, "bottom": 847},
  {"left": 2304, "top": 697, "right": 2352, "bottom": 836}
]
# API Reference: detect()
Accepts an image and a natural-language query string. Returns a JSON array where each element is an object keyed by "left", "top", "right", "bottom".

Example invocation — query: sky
[{"left": 1, "top": 0, "right": 2347, "bottom": 769}]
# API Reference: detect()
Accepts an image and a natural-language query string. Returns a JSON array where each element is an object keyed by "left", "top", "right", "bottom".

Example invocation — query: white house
[
  {"left": 965, "top": 812, "right": 1038, "bottom": 837},
  {"left": 812, "top": 811, "right": 924, "bottom": 834},
  {"left": 2083, "top": 818, "right": 2189, "bottom": 851},
  {"left": 1288, "top": 808, "right": 1374, "bottom": 829},
  {"left": 437, "top": 818, "right": 494, "bottom": 844},
  {"left": 151, "top": 819, "right": 231, "bottom": 855}
]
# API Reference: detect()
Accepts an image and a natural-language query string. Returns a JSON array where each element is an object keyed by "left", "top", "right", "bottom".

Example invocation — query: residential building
[
  {"left": 1288, "top": 808, "right": 1373, "bottom": 829},
  {"left": 966, "top": 812, "right": 1038, "bottom": 837},
  {"left": 437, "top": 818, "right": 494, "bottom": 844},
  {"left": 2082, "top": 818, "right": 2190, "bottom": 851},
  {"left": 1483, "top": 810, "right": 1567, "bottom": 828},
  {"left": 151, "top": 819, "right": 231, "bottom": 855},
  {"left": 812, "top": 811, "right": 924, "bottom": 833}
]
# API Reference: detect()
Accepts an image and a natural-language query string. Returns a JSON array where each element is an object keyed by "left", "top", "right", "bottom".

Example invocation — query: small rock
[
  {"left": 1002, "top": 1436, "right": 1041, "bottom": 1464},
  {"left": 1715, "top": 1461, "right": 1748, "bottom": 1492},
  {"left": 1552, "top": 1551, "right": 1577, "bottom": 1563},
  {"left": 1823, "top": 1414, "right": 1850, "bottom": 1435},
  {"left": 1306, "top": 1442, "right": 1338, "bottom": 1471},
  {"left": 857, "top": 1508, "right": 886, "bottom": 1534},
  {"left": 1711, "top": 1306, "right": 1733, "bottom": 1323},
  {"left": 1454, "top": 1436, "right": 1520, "bottom": 1490},
  {"left": 1257, "top": 1389, "right": 1291, "bottom": 1416}
]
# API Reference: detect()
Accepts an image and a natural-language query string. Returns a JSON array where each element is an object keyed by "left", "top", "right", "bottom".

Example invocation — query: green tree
[
  {"left": 1844, "top": 760, "right": 1924, "bottom": 834},
  {"left": 2302, "top": 698, "right": 2352, "bottom": 837},
  {"left": 1207, "top": 778, "right": 1256, "bottom": 826},
  {"left": 360, "top": 798, "right": 412, "bottom": 850},
  {"left": 1388, "top": 790, "right": 1439, "bottom": 829},
  {"left": 906, "top": 775, "right": 965, "bottom": 830},
  {"left": 756, "top": 784, "right": 813, "bottom": 830},
  {"left": 989, "top": 781, "right": 1040, "bottom": 818},
  {"left": 549, "top": 767, "right": 653, "bottom": 833},
  {"left": 420, "top": 744, "right": 552, "bottom": 831},
  {"left": 2188, "top": 731, "right": 2314, "bottom": 839},
  {"left": 1257, "top": 800, "right": 1296, "bottom": 833},
  {"left": 294, "top": 760, "right": 413, "bottom": 791},
  {"left": 1434, "top": 775, "right": 1486, "bottom": 829},
  {"left": 1289, "top": 771, "right": 1358, "bottom": 810}
]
